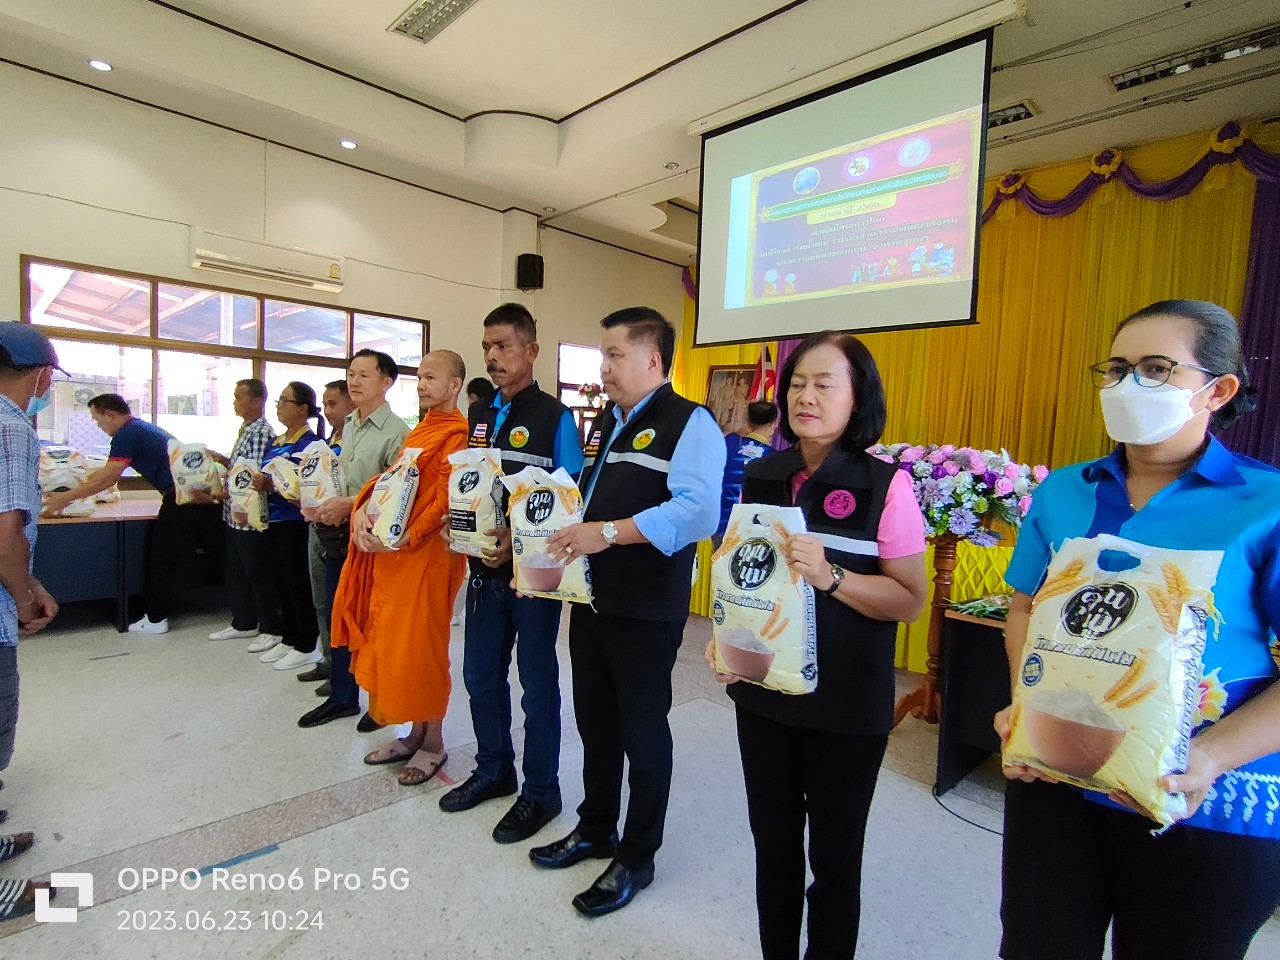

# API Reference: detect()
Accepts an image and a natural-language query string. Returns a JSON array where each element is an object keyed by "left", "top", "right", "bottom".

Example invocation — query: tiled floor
[{"left": 3, "top": 606, "right": 1278, "bottom": 958}]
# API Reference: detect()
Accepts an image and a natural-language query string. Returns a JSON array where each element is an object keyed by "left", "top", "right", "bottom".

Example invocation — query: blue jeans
[
  {"left": 324, "top": 554, "right": 358, "bottom": 709},
  {"left": 463, "top": 575, "right": 563, "bottom": 803}
]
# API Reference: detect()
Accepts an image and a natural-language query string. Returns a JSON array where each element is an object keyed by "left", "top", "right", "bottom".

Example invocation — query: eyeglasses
[
  {"left": 1088, "top": 355, "right": 1217, "bottom": 389},
  {"left": 276, "top": 396, "right": 303, "bottom": 406}
]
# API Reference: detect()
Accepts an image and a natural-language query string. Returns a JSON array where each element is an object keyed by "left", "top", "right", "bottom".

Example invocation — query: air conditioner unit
[{"left": 190, "top": 228, "right": 345, "bottom": 293}]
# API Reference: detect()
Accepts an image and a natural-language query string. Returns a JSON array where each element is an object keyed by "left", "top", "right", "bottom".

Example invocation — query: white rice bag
[
  {"left": 711, "top": 504, "right": 818, "bottom": 694},
  {"left": 168, "top": 441, "right": 223, "bottom": 505},
  {"left": 366, "top": 448, "right": 421, "bottom": 549},
  {"left": 501, "top": 466, "right": 592, "bottom": 604},
  {"left": 227, "top": 457, "right": 268, "bottom": 531},
  {"left": 297, "top": 440, "right": 344, "bottom": 518},
  {"left": 447, "top": 448, "right": 505, "bottom": 558},
  {"left": 263, "top": 457, "right": 300, "bottom": 502}
]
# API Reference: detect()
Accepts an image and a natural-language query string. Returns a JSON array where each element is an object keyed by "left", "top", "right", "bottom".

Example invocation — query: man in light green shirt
[{"left": 299, "top": 349, "right": 408, "bottom": 730}]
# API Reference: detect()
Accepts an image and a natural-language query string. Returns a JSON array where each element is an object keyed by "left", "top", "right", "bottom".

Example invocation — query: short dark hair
[
  {"left": 747, "top": 400, "right": 779, "bottom": 429},
  {"left": 1116, "top": 299, "right": 1256, "bottom": 429},
  {"left": 483, "top": 303, "right": 537, "bottom": 343},
  {"left": 466, "top": 377, "right": 495, "bottom": 402},
  {"left": 324, "top": 380, "right": 348, "bottom": 396},
  {"left": 236, "top": 378, "right": 267, "bottom": 401},
  {"left": 600, "top": 307, "right": 676, "bottom": 376},
  {"left": 777, "top": 332, "right": 887, "bottom": 451},
  {"left": 350, "top": 349, "right": 398, "bottom": 383},
  {"left": 88, "top": 393, "right": 131, "bottom": 416}
]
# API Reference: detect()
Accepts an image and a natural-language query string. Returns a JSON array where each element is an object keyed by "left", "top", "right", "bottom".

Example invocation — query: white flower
[
  {"left": 913, "top": 461, "right": 931, "bottom": 478},
  {"left": 1013, "top": 477, "right": 1030, "bottom": 496},
  {"left": 955, "top": 472, "right": 973, "bottom": 490}
]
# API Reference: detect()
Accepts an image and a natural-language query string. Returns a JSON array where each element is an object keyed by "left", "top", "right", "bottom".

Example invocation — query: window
[
  {"left": 22, "top": 258, "right": 430, "bottom": 456},
  {"left": 557, "top": 342, "right": 604, "bottom": 445}
]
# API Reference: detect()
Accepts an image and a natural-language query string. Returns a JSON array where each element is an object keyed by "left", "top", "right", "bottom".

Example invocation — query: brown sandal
[
  {"left": 363, "top": 738, "right": 418, "bottom": 766},
  {"left": 397, "top": 750, "right": 447, "bottom": 787}
]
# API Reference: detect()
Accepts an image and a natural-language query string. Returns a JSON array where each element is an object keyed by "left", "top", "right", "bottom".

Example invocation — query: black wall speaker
[{"left": 516, "top": 253, "right": 544, "bottom": 291}]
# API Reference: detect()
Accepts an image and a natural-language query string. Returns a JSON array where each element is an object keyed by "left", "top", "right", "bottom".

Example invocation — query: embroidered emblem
[
  {"left": 633, "top": 428, "right": 656, "bottom": 451},
  {"left": 473, "top": 423, "right": 487, "bottom": 438},
  {"left": 509, "top": 426, "right": 530, "bottom": 448},
  {"left": 823, "top": 489, "right": 857, "bottom": 519}
]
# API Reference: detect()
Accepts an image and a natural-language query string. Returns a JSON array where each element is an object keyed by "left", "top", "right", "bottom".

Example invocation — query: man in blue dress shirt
[{"left": 531, "top": 307, "right": 724, "bottom": 918}]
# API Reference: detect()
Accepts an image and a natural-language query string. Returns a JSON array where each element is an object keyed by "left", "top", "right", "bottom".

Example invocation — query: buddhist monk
[{"left": 332, "top": 350, "right": 469, "bottom": 786}]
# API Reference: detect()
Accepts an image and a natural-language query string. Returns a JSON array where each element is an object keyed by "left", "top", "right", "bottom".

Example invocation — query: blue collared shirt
[
  {"left": 1006, "top": 436, "right": 1280, "bottom": 838},
  {"left": 0, "top": 394, "right": 40, "bottom": 647},
  {"left": 583, "top": 385, "right": 724, "bottom": 556},
  {"left": 491, "top": 386, "right": 584, "bottom": 478}
]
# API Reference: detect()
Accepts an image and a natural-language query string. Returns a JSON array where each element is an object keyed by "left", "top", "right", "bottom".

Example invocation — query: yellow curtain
[{"left": 673, "top": 122, "right": 1279, "bottom": 668}]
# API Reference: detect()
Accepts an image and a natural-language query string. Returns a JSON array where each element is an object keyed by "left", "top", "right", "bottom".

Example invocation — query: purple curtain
[{"left": 1221, "top": 179, "right": 1280, "bottom": 465}]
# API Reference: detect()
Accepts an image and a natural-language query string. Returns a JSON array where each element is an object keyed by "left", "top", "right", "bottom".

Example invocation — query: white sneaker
[
  {"left": 259, "top": 644, "right": 291, "bottom": 663},
  {"left": 128, "top": 616, "right": 169, "bottom": 635},
  {"left": 209, "top": 626, "right": 259, "bottom": 641},
  {"left": 273, "top": 649, "right": 321, "bottom": 671},
  {"left": 247, "top": 633, "right": 282, "bottom": 653}
]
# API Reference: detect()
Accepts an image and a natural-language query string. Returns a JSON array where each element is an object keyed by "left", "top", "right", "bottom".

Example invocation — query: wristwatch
[
  {"left": 820, "top": 564, "right": 845, "bottom": 596},
  {"left": 601, "top": 521, "right": 619, "bottom": 546}
]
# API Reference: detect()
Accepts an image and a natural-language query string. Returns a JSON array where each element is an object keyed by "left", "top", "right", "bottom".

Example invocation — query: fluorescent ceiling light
[
  {"left": 388, "top": 0, "right": 479, "bottom": 45},
  {"left": 88, "top": 59, "right": 113, "bottom": 72},
  {"left": 1111, "top": 25, "right": 1280, "bottom": 91},
  {"left": 987, "top": 101, "right": 1038, "bottom": 128},
  {"left": 339, "top": 139, "right": 358, "bottom": 150}
]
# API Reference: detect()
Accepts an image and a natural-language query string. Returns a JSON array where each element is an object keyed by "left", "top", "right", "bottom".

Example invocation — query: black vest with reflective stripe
[
  {"left": 729, "top": 447, "right": 901, "bottom": 735},
  {"left": 467, "top": 382, "right": 566, "bottom": 580},
  {"left": 580, "top": 383, "right": 701, "bottom": 622}
]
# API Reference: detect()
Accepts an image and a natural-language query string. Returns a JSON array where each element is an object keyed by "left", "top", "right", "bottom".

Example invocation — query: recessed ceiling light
[
  {"left": 542, "top": 206, "right": 557, "bottom": 214},
  {"left": 339, "top": 139, "right": 358, "bottom": 150},
  {"left": 663, "top": 161, "right": 680, "bottom": 170},
  {"left": 88, "top": 59, "right": 113, "bottom": 72}
]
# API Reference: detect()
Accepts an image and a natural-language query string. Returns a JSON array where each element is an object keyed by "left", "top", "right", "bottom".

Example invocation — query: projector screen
[{"left": 695, "top": 32, "right": 992, "bottom": 346}]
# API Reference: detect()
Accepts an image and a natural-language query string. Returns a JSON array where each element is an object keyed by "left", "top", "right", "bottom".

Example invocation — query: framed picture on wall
[{"left": 705, "top": 364, "right": 756, "bottom": 436}]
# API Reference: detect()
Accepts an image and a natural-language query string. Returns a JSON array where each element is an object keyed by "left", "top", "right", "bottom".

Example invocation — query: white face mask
[{"left": 1099, "top": 376, "right": 1218, "bottom": 446}]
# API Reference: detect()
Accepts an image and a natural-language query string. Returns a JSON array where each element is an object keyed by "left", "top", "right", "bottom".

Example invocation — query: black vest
[
  {"left": 580, "top": 383, "right": 701, "bottom": 622},
  {"left": 728, "top": 447, "right": 902, "bottom": 735},
  {"left": 467, "top": 382, "right": 567, "bottom": 580}
]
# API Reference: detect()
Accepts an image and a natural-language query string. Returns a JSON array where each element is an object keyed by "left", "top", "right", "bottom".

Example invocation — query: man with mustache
[{"left": 439, "top": 303, "right": 583, "bottom": 846}]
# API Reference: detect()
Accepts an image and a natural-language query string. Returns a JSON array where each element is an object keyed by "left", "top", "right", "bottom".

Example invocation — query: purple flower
[
  {"left": 982, "top": 471, "right": 1000, "bottom": 488},
  {"left": 968, "top": 529, "right": 1001, "bottom": 547},
  {"left": 931, "top": 464, "right": 948, "bottom": 480},
  {"left": 920, "top": 480, "right": 945, "bottom": 507},
  {"left": 948, "top": 509, "right": 979, "bottom": 536}
]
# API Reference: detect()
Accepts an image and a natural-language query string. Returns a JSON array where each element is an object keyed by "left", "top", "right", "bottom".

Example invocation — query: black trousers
[
  {"left": 1001, "top": 778, "right": 1280, "bottom": 960},
  {"left": 264, "top": 520, "right": 318, "bottom": 653},
  {"left": 736, "top": 708, "right": 887, "bottom": 960},
  {"left": 145, "top": 495, "right": 221, "bottom": 622},
  {"left": 569, "top": 605, "right": 683, "bottom": 869},
  {"left": 224, "top": 526, "right": 282, "bottom": 635}
]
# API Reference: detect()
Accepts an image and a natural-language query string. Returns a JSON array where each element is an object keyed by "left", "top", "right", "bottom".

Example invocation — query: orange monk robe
[{"left": 331, "top": 409, "right": 468, "bottom": 725}]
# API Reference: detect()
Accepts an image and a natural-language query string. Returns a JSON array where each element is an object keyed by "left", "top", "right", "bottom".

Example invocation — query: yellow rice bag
[
  {"left": 297, "top": 440, "right": 344, "bottom": 518},
  {"left": 366, "top": 448, "right": 421, "bottom": 549},
  {"left": 501, "top": 466, "right": 592, "bottom": 603},
  {"left": 711, "top": 504, "right": 817, "bottom": 694},
  {"left": 168, "top": 441, "right": 223, "bottom": 505},
  {"left": 227, "top": 458, "right": 268, "bottom": 531},
  {"left": 263, "top": 457, "right": 300, "bottom": 502},
  {"left": 1003, "top": 534, "right": 1223, "bottom": 827},
  {"left": 447, "top": 448, "right": 505, "bottom": 558}
]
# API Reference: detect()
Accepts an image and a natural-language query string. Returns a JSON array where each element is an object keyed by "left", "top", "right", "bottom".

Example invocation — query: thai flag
[{"left": 750, "top": 345, "right": 776, "bottom": 401}]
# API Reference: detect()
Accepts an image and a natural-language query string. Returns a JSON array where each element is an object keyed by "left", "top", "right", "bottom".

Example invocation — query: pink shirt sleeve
[{"left": 878, "top": 469, "right": 926, "bottom": 560}]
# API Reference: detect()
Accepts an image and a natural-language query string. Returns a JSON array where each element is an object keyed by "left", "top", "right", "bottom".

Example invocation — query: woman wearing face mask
[{"left": 994, "top": 300, "right": 1280, "bottom": 960}]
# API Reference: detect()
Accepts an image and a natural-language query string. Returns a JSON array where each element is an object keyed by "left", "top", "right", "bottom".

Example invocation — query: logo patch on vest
[
  {"left": 584, "top": 430, "right": 602, "bottom": 458},
  {"left": 509, "top": 426, "right": 530, "bottom": 448},
  {"left": 470, "top": 422, "right": 489, "bottom": 448},
  {"left": 823, "top": 489, "right": 857, "bottom": 520},
  {"left": 632, "top": 428, "right": 656, "bottom": 451}
]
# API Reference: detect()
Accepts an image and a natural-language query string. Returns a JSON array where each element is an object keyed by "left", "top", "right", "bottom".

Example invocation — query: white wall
[{"left": 0, "top": 63, "right": 684, "bottom": 393}]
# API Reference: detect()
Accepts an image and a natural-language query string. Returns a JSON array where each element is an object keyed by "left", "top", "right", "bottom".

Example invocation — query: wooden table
[
  {"left": 935, "top": 610, "right": 1011, "bottom": 796},
  {"left": 35, "top": 494, "right": 162, "bottom": 632}
]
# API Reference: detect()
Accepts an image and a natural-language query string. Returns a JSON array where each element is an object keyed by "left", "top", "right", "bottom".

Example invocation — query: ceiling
[{"left": 0, "top": 0, "right": 1276, "bottom": 265}]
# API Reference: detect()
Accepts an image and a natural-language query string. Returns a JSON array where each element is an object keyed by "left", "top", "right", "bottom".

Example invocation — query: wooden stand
[{"left": 893, "top": 533, "right": 961, "bottom": 726}]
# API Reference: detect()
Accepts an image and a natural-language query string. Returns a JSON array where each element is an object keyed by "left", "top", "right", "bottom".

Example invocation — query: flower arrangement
[
  {"left": 577, "top": 382, "right": 604, "bottom": 407},
  {"left": 871, "top": 443, "right": 1050, "bottom": 546}
]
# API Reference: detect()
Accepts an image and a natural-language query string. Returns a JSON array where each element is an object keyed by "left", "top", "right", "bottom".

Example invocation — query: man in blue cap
[{"left": 0, "top": 321, "right": 60, "bottom": 919}]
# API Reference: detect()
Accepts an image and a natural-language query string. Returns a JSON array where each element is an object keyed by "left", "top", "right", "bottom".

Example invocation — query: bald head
[{"left": 417, "top": 350, "right": 466, "bottom": 415}]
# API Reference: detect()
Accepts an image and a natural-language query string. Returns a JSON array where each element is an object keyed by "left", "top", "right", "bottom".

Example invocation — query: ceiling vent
[
  {"left": 1111, "top": 25, "right": 1280, "bottom": 92},
  {"left": 988, "top": 101, "right": 1039, "bottom": 129},
  {"left": 388, "top": 0, "right": 479, "bottom": 44}
]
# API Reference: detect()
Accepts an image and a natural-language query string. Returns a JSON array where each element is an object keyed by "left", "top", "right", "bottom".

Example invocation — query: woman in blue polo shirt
[
  {"left": 995, "top": 300, "right": 1280, "bottom": 960},
  {"left": 253, "top": 382, "right": 322, "bottom": 673}
]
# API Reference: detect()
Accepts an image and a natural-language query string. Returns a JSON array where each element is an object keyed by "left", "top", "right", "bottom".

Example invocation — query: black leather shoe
[
  {"left": 356, "top": 712, "right": 384, "bottom": 733},
  {"left": 572, "top": 860, "right": 654, "bottom": 917},
  {"left": 315, "top": 681, "right": 331, "bottom": 698},
  {"left": 492, "top": 795, "right": 561, "bottom": 844},
  {"left": 529, "top": 830, "right": 618, "bottom": 869},
  {"left": 438, "top": 771, "right": 518, "bottom": 813},
  {"left": 297, "top": 700, "right": 359, "bottom": 728},
  {"left": 297, "top": 663, "right": 329, "bottom": 682}
]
